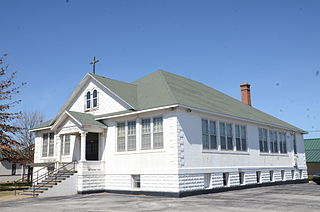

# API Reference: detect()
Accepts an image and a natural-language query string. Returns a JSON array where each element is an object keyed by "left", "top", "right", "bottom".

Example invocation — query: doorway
[{"left": 86, "top": 133, "right": 99, "bottom": 160}]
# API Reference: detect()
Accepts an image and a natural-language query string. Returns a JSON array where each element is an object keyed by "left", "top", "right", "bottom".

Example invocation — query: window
[
  {"left": 202, "top": 120, "right": 209, "bottom": 149},
  {"left": 220, "top": 122, "right": 233, "bottom": 150},
  {"left": 223, "top": 173, "right": 229, "bottom": 186},
  {"left": 202, "top": 119, "right": 217, "bottom": 150},
  {"left": 235, "top": 124, "right": 247, "bottom": 151},
  {"left": 127, "top": 121, "right": 136, "bottom": 151},
  {"left": 92, "top": 89, "right": 98, "bottom": 108},
  {"left": 132, "top": 175, "right": 141, "bottom": 188},
  {"left": 42, "top": 134, "right": 48, "bottom": 157},
  {"left": 141, "top": 119, "right": 151, "bottom": 149},
  {"left": 259, "top": 128, "right": 268, "bottom": 152},
  {"left": 292, "top": 133, "right": 297, "bottom": 154},
  {"left": 299, "top": 170, "right": 303, "bottom": 179},
  {"left": 256, "top": 171, "right": 261, "bottom": 183},
  {"left": 86, "top": 91, "right": 91, "bottom": 109},
  {"left": 42, "top": 133, "right": 54, "bottom": 157},
  {"left": 239, "top": 172, "right": 245, "bottom": 185},
  {"left": 270, "top": 171, "right": 274, "bottom": 182},
  {"left": 204, "top": 173, "right": 211, "bottom": 189},
  {"left": 279, "top": 132, "right": 287, "bottom": 153},
  {"left": 269, "top": 131, "right": 278, "bottom": 153},
  {"left": 153, "top": 117, "right": 163, "bottom": 149},
  {"left": 48, "top": 133, "right": 54, "bottom": 156},
  {"left": 117, "top": 122, "right": 126, "bottom": 151},
  {"left": 63, "top": 135, "right": 71, "bottom": 155}
]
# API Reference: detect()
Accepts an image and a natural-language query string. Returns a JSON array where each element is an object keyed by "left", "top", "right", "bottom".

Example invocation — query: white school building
[{"left": 29, "top": 70, "right": 307, "bottom": 197}]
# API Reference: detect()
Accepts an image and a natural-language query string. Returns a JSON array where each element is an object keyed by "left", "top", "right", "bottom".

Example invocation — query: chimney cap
[{"left": 240, "top": 82, "right": 251, "bottom": 87}]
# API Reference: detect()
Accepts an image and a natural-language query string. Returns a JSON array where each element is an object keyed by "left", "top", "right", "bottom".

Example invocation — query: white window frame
[
  {"left": 84, "top": 88, "right": 99, "bottom": 111},
  {"left": 116, "top": 122, "right": 126, "bottom": 152},
  {"left": 42, "top": 132, "right": 54, "bottom": 157},
  {"left": 202, "top": 119, "right": 218, "bottom": 150},
  {"left": 92, "top": 89, "right": 99, "bottom": 109},
  {"left": 62, "top": 135, "right": 71, "bottom": 156},
  {"left": 141, "top": 118, "right": 151, "bottom": 150},
  {"left": 235, "top": 124, "right": 247, "bottom": 151},
  {"left": 127, "top": 120, "right": 137, "bottom": 151},
  {"left": 153, "top": 116, "right": 163, "bottom": 149},
  {"left": 220, "top": 122, "right": 233, "bottom": 151},
  {"left": 259, "top": 128, "right": 269, "bottom": 153}
]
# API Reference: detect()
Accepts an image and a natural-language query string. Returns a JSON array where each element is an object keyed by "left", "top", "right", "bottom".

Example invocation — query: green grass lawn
[{"left": 0, "top": 182, "right": 30, "bottom": 192}]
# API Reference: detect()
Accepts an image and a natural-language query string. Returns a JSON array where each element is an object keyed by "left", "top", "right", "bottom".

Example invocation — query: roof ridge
[
  {"left": 89, "top": 73, "right": 137, "bottom": 87},
  {"left": 157, "top": 70, "right": 179, "bottom": 104}
]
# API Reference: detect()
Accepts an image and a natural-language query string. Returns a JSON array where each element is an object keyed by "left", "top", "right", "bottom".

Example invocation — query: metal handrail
[
  {"left": 14, "top": 163, "right": 54, "bottom": 195},
  {"left": 31, "top": 161, "right": 77, "bottom": 197}
]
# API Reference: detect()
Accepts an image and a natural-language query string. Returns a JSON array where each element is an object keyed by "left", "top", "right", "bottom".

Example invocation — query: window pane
[
  {"left": 141, "top": 119, "right": 151, "bottom": 149},
  {"left": 64, "top": 135, "right": 70, "bottom": 155},
  {"left": 117, "top": 122, "right": 126, "bottom": 151},
  {"left": 153, "top": 117, "right": 163, "bottom": 149},
  {"left": 48, "top": 133, "right": 54, "bottom": 156},
  {"left": 127, "top": 121, "right": 136, "bottom": 151},
  {"left": 93, "top": 90, "right": 97, "bottom": 98},
  {"left": 209, "top": 121, "right": 216, "bottom": 135},
  {"left": 42, "top": 134, "right": 48, "bottom": 157},
  {"left": 86, "top": 91, "right": 91, "bottom": 109},
  {"left": 202, "top": 120, "right": 208, "bottom": 134},
  {"left": 209, "top": 121, "right": 217, "bottom": 149}
]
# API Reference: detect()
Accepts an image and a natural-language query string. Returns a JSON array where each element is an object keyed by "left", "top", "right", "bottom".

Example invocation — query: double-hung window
[
  {"left": 202, "top": 119, "right": 217, "bottom": 150},
  {"left": 279, "top": 132, "right": 287, "bottom": 153},
  {"left": 141, "top": 119, "right": 151, "bottom": 149},
  {"left": 48, "top": 133, "right": 54, "bottom": 156},
  {"left": 269, "top": 131, "right": 278, "bottom": 153},
  {"left": 127, "top": 121, "right": 136, "bottom": 151},
  {"left": 42, "top": 134, "right": 49, "bottom": 157},
  {"left": 63, "top": 135, "right": 71, "bottom": 155},
  {"left": 42, "top": 133, "right": 54, "bottom": 157},
  {"left": 117, "top": 122, "right": 126, "bottom": 151},
  {"left": 259, "top": 128, "right": 268, "bottom": 152},
  {"left": 235, "top": 124, "right": 247, "bottom": 151},
  {"left": 220, "top": 122, "right": 233, "bottom": 150},
  {"left": 153, "top": 117, "right": 163, "bottom": 149}
]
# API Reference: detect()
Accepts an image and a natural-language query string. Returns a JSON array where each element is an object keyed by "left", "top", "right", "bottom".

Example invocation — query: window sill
[
  {"left": 115, "top": 149, "right": 165, "bottom": 155},
  {"left": 259, "top": 153, "right": 288, "bottom": 157},
  {"left": 202, "top": 150, "right": 249, "bottom": 155}
]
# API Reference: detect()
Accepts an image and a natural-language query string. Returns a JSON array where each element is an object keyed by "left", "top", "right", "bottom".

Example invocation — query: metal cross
[{"left": 90, "top": 56, "right": 100, "bottom": 74}]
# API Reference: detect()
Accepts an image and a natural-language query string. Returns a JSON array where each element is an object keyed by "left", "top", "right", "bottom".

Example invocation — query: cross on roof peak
[{"left": 90, "top": 56, "right": 100, "bottom": 74}]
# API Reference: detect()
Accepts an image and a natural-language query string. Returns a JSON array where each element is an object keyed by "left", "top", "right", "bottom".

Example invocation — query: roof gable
[{"left": 90, "top": 73, "right": 138, "bottom": 109}]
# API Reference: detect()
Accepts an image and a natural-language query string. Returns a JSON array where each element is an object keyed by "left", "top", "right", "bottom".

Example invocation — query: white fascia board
[
  {"left": 177, "top": 104, "right": 307, "bottom": 134},
  {"left": 88, "top": 73, "right": 136, "bottom": 110},
  {"left": 51, "top": 111, "right": 83, "bottom": 131},
  {"left": 95, "top": 105, "right": 179, "bottom": 120},
  {"left": 29, "top": 126, "right": 51, "bottom": 132}
]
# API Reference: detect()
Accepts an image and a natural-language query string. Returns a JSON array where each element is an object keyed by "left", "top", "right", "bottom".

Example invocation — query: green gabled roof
[
  {"left": 31, "top": 119, "right": 53, "bottom": 130},
  {"left": 304, "top": 138, "right": 320, "bottom": 162},
  {"left": 90, "top": 73, "right": 139, "bottom": 109},
  {"left": 33, "top": 70, "right": 305, "bottom": 133},
  {"left": 133, "top": 70, "right": 303, "bottom": 132},
  {"left": 68, "top": 111, "right": 106, "bottom": 128}
]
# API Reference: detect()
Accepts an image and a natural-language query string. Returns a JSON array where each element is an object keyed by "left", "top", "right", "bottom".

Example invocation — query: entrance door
[{"left": 86, "top": 133, "right": 99, "bottom": 160}]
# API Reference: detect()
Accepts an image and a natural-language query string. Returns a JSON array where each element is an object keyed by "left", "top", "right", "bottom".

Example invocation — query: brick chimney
[{"left": 240, "top": 83, "right": 252, "bottom": 106}]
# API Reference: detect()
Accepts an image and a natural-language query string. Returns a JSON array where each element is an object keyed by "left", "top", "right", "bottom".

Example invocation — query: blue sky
[{"left": 1, "top": 0, "right": 319, "bottom": 138}]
